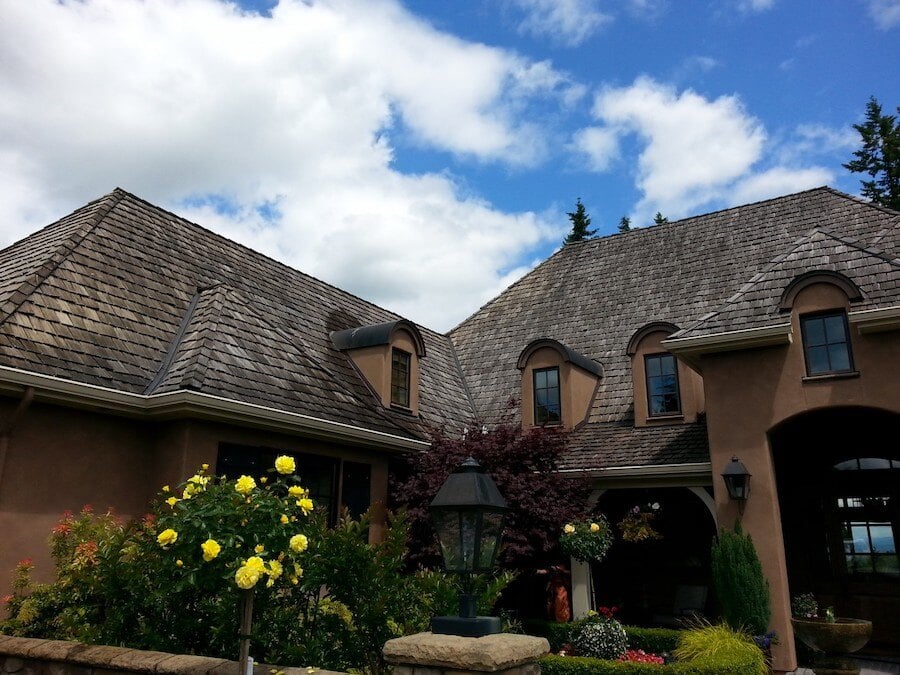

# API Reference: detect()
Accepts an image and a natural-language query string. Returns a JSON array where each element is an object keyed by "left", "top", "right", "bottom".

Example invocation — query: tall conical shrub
[{"left": 711, "top": 520, "right": 771, "bottom": 635}]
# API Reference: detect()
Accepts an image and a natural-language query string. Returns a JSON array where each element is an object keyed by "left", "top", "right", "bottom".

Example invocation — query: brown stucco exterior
[
  {"left": 0, "top": 396, "right": 391, "bottom": 599},
  {"left": 687, "top": 281, "right": 900, "bottom": 672},
  {"left": 629, "top": 330, "right": 705, "bottom": 427},
  {"left": 519, "top": 346, "right": 599, "bottom": 430},
  {"left": 344, "top": 329, "right": 422, "bottom": 415}
]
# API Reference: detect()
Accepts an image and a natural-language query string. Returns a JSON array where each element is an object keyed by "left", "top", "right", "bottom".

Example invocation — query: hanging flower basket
[{"left": 560, "top": 515, "right": 613, "bottom": 563}]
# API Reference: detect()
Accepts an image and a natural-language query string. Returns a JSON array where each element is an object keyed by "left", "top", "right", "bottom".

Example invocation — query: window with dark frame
[
  {"left": 533, "top": 366, "right": 561, "bottom": 425},
  {"left": 644, "top": 353, "right": 681, "bottom": 416},
  {"left": 800, "top": 312, "right": 854, "bottom": 376},
  {"left": 390, "top": 348, "right": 411, "bottom": 408}
]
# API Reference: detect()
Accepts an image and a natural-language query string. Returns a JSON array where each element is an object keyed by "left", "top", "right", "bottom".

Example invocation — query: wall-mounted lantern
[
  {"left": 429, "top": 457, "right": 509, "bottom": 637},
  {"left": 722, "top": 456, "right": 751, "bottom": 502}
]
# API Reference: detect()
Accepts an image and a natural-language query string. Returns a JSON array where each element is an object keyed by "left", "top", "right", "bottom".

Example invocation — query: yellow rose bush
[{"left": 559, "top": 515, "right": 613, "bottom": 563}]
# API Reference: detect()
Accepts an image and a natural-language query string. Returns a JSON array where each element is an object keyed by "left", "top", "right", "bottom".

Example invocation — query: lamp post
[
  {"left": 721, "top": 456, "right": 751, "bottom": 502},
  {"left": 429, "top": 457, "right": 509, "bottom": 637}
]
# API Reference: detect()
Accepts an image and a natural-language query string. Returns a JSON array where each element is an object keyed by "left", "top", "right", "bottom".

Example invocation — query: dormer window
[
  {"left": 517, "top": 339, "right": 602, "bottom": 430},
  {"left": 391, "top": 348, "right": 411, "bottom": 408},
  {"left": 801, "top": 312, "right": 853, "bottom": 376},
  {"left": 645, "top": 353, "right": 681, "bottom": 415},
  {"left": 533, "top": 366, "right": 561, "bottom": 425},
  {"left": 330, "top": 319, "right": 425, "bottom": 415}
]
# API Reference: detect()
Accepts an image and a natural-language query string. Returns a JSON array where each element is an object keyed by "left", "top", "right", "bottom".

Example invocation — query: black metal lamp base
[{"left": 431, "top": 615, "right": 502, "bottom": 637}]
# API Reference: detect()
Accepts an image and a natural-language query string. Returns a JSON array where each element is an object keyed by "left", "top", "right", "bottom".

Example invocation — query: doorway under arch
[
  {"left": 591, "top": 486, "right": 717, "bottom": 627},
  {"left": 771, "top": 406, "right": 900, "bottom": 651}
]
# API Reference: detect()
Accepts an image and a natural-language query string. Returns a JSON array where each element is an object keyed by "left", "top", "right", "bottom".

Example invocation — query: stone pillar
[{"left": 383, "top": 633, "right": 550, "bottom": 675}]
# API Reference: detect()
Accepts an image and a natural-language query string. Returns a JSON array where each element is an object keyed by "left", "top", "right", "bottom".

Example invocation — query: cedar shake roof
[
  {"left": 0, "top": 189, "right": 475, "bottom": 441},
  {"left": 450, "top": 187, "right": 900, "bottom": 471}
]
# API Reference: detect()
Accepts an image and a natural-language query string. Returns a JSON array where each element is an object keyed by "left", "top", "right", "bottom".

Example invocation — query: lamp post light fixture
[
  {"left": 722, "top": 456, "right": 751, "bottom": 502},
  {"left": 429, "top": 457, "right": 509, "bottom": 637}
]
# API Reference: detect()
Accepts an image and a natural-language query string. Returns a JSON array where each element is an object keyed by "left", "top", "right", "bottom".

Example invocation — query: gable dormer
[
  {"left": 331, "top": 320, "right": 426, "bottom": 415},
  {"left": 516, "top": 338, "right": 603, "bottom": 430}
]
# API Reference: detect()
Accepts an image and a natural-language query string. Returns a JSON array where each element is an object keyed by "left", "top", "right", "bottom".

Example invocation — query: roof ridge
[
  {"left": 179, "top": 285, "right": 227, "bottom": 392},
  {"left": 0, "top": 190, "right": 124, "bottom": 328},
  {"left": 814, "top": 227, "right": 900, "bottom": 269}
]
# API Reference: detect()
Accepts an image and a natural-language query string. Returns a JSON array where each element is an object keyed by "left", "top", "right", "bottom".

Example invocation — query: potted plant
[{"left": 790, "top": 594, "right": 872, "bottom": 675}]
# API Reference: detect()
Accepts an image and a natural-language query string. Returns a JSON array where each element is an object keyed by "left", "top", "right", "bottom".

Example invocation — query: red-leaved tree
[{"left": 392, "top": 423, "right": 591, "bottom": 570}]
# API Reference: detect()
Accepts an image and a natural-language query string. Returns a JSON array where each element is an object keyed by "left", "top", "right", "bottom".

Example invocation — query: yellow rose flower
[
  {"left": 260, "top": 477, "right": 268, "bottom": 484},
  {"left": 280, "top": 514, "right": 289, "bottom": 524},
  {"left": 254, "top": 544, "right": 265, "bottom": 554},
  {"left": 275, "top": 455, "right": 296, "bottom": 475},
  {"left": 176, "top": 559, "right": 184, "bottom": 567},
  {"left": 235, "top": 565, "right": 261, "bottom": 589},
  {"left": 201, "top": 463, "right": 209, "bottom": 470},
  {"left": 166, "top": 497, "right": 179, "bottom": 507},
  {"left": 293, "top": 563, "right": 303, "bottom": 578},
  {"left": 201, "top": 538, "right": 221, "bottom": 562},
  {"left": 289, "top": 534, "right": 309, "bottom": 553},
  {"left": 235, "top": 475, "right": 256, "bottom": 496},
  {"left": 162, "top": 485, "right": 170, "bottom": 493},
  {"left": 288, "top": 486, "right": 306, "bottom": 498},
  {"left": 297, "top": 498, "right": 314, "bottom": 515},
  {"left": 590, "top": 522, "right": 600, "bottom": 533},
  {"left": 245, "top": 556, "right": 267, "bottom": 573},
  {"left": 268, "top": 560, "right": 283, "bottom": 580},
  {"left": 563, "top": 524, "right": 575, "bottom": 534},
  {"left": 157, "top": 528, "right": 178, "bottom": 547}
]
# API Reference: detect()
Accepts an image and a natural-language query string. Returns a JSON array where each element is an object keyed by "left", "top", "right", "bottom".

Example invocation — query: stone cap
[{"left": 382, "top": 633, "right": 550, "bottom": 672}]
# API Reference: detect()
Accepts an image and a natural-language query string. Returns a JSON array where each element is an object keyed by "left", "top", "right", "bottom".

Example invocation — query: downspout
[{"left": 0, "top": 386, "right": 34, "bottom": 491}]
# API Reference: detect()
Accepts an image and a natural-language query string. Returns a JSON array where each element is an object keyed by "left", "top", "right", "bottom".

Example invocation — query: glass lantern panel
[
  {"left": 432, "top": 511, "right": 463, "bottom": 571},
  {"left": 477, "top": 511, "right": 505, "bottom": 570}
]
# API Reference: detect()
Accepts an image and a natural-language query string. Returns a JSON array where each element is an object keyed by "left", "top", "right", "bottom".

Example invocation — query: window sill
[
  {"left": 389, "top": 403, "right": 415, "bottom": 415},
  {"left": 646, "top": 413, "right": 684, "bottom": 422},
  {"left": 802, "top": 370, "right": 860, "bottom": 383}
]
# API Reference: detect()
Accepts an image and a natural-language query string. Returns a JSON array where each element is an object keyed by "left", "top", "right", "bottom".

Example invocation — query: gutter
[
  {"left": 848, "top": 305, "right": 900, "bottom": 334},
  {"left": 0, "top": 365, "right": 428, "bottom": 452},
  {"left": 558, "top": 461, "right": 712, "bottom": 480}
]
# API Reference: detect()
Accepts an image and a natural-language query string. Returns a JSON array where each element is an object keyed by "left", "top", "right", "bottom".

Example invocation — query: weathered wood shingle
[{"left": 0, "top": 189, "right": 475, "bottom": 440}]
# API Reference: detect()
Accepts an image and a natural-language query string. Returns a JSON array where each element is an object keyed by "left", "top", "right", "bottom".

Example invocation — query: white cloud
[
  {"left": 730, "top": 167, "right": 833, "bottom": 204},
  {"left": 0, "top": 0, "right": 574, "bottom": 331},
  {"left": 511, "top": 0, "right": 611, "bottom": 47},
  {"left": 571, "top": 128, "right": 620, "bottom": 171},
  {"left": 587, "top": 77, "right": 767, "bottom": 219},
  {"left": 737, "top": 0, "right": 775, "bottom": 12},
  {"left": 866, "top": 0, "right": 900, "bottom": 29}
]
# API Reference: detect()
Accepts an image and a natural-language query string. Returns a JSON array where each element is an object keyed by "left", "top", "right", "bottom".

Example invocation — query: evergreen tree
[
  {"left": 617, "top": 216, "right": 632, "bottom": 233},
  {"left": 653, "top": 211, "right": 669, "bottom": 226},
  {"left": 564, "top": 198, "right": 597, "bottom": 244},
  {"left": 844, "top": 96, "right": 900, "bottom": 211},
  {"left": 711, "top": 521, "right": 771, "bottom": 636}
]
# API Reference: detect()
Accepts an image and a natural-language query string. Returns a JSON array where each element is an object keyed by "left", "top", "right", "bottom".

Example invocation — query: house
[{"left": 1, "top": 186, "right": 898, "bottom": 672}]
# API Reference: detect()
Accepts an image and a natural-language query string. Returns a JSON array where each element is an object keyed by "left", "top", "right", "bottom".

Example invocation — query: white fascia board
[
  {"left": 0, "top": 365, "right": 428, "bottom": 452},
  {"left": 558, "top": 462, "right": 712, "bottom": 479},
  {"left": 848, "top": 305, "right": 900, "bottom": 334},
  {"left": 663, "top": 323, "right": 792, "bottom": 355}
]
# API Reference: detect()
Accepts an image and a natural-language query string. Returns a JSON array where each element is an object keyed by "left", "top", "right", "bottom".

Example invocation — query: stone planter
[{"left": 791, "top": 618, "right": 872, "bottom": 675}]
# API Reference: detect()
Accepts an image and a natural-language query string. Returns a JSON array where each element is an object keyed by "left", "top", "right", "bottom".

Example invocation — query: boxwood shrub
[
  {"left": 523, "top": 620, "right": 681, "bottom": 655},
  {"left": 539, "top": 653, "right": 760, "bottom": 675}
]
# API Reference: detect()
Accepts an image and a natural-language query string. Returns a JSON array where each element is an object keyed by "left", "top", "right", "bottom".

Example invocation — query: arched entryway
[
  {"left": 772, "top": 407, "right": 900, "bottom": 651},
  {"left": 591, "top": 487, "right": 717, "bottom": 627}
]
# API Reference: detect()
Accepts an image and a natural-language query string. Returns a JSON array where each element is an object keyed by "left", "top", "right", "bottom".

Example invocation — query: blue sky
[{"left": 0, "top": 0, "right": 897, "bottom": 330}]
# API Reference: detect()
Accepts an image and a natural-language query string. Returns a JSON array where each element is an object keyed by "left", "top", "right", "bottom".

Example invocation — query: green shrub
[
  {"left": 710, "top": 521, "right": 770, "bottom": 635},
  {"left": 540, "top": 652, "right": 763, "bottom": 675},
  {"left": 572, "top": 616, "right": 627, "bottom": 660},
  {"left": 626, "top": 626, "right": 681, "bottom": 654},
  {"left": 674, "top": 622, "right": 766, "bottom": 675},
  {"left": 523, "top": 619, "right": 572, "bottom": 651}
]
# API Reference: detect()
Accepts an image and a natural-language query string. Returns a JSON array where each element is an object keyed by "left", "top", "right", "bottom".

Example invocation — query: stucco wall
[
  {"left": 0, "top": 399, "right": 391, "bottom": 599},
  {"left": 698, "top": 283, "right": 900, "bottom": 672}
]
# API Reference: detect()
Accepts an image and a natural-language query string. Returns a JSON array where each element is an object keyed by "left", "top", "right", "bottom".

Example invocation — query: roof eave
[
  {"left": 559, "top": 461, "right": 712, "bottom": 484},
  {"left": 848, "top": 305, "right": 900, "bottom": 334},
  {"left": 0, "top": 365, "right": 428, "bottom": 453},
  {"left": 663, "top": 322, "right": 792, "bottom": 369}
]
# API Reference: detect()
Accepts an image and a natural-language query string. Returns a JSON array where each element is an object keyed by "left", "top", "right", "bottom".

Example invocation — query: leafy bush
[
  {"left": 674, "top": 622, "right": 766, "bottom": 675},
  {"left": 540, "top": 653, "right": 762, "bottom": 675},
  {"left": 572, "top": 609, "right": 627, "bottom": 660},
  {"left": 791, "top": 592, "right": 818, "bottom": 619},
  {"left": 710, "top": 521, "right": 770, "bottom": 635},
  {"left": 1, "top": 460, "right": 512, "bottom": 674},
  {"left": 626, "top": 626, "right": 681, "bottom": 654},
  {"left": 560, "top": 517, "right": 614, "bottom": 563}
]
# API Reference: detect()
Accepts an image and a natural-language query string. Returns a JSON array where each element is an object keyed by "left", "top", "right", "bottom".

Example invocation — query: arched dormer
[
  {"left": 779, "top": 271, "right": 863, "bottom": 311},
  {"left": 331, "top": 320, "right": 425, "bottom": 414},
  {"left": 627, "top": 322, "right": 704, "bottom": 427},
  {"left": 780, "top": 272, "right": 862, "bottom": 379},
  {"left": 516, "top": 338, "right": 602, "bottom": 430}
]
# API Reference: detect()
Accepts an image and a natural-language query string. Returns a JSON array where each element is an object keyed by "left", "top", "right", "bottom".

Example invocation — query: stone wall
[{"left": 0, "top": 635, "right": 345, "bottom": 675}]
